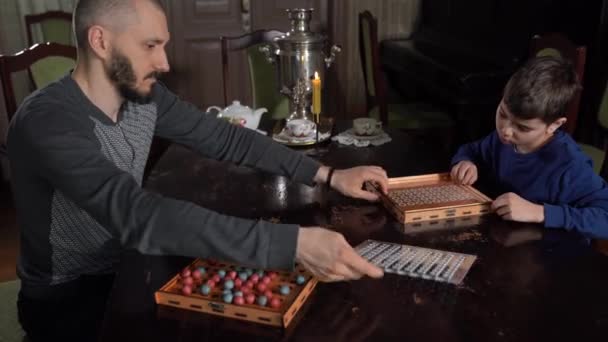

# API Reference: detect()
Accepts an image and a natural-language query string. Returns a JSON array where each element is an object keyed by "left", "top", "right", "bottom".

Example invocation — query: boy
[{"left": 451, "top": 56, "right": 608, "bottom": 239}]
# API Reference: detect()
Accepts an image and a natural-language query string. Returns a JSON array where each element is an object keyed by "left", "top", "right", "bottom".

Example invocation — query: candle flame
[{"left": 314, "top": 71, "right": 319, "bottom": 79}]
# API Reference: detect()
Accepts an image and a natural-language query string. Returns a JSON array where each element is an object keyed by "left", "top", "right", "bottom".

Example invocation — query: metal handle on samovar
[
  {"left": 259, "top": 44, "right": 278, "bottom": 64},
  {"left": 324, "top": 44, "right": 342, "bottom": 68}
]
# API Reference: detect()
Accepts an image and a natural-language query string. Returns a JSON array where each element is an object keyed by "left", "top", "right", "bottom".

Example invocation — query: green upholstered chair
[
  {"left": 0, "top": 280, "right": 25, "bottom": 342},
  {"left": 25, "top": 11, "right": 73, "bottom": 47},
  {"left": 220, "top": 30, "right": 289, "bottom": 120},
  {"left": 0, "top": 42, "right": 76, "bottom": 120},
  {"left": 358, "top": 11, "right": 454, "bottom": 130},
  {"left": 530, "top": 33, "right": 587, "bottom": 135}
]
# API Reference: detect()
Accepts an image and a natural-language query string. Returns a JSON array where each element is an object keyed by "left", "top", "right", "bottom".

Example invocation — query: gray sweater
[{"left": 8, "top": 75, "right": 320, "bottom": 287}]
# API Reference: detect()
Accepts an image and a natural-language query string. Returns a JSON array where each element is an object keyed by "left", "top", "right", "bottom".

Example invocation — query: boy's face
[{"left": 495, "top": 100, "right": 566, "bottom": 153}]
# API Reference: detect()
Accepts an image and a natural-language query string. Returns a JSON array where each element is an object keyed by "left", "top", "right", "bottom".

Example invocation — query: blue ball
[
  {"left": 256, "top": 295, "right": 268, "bottom": 306},
  {"left": 257, "top": 270, "right": 265, "bottom": 277},
  {"left": 200, "top": 284, "right": 211, "bottom": 295},
  {"left": 223, "top": 293, "right": 233, "bottom": 303},
  {"left": 224, "top": 279, "right": 234, "bottom": 290},
  {"left": 279, "top": 285, "right": 291, "bottom": 295},
  {"left": 296, "top": 275, "right": 306, "bottom": 285},
  {"left": 218, "top": 269, "right": 226, "bottom": 278},
  {"left": 197, "top": 267, "right": 206, "bottom": 275},
  {"left": 239, "top": 272, "right": 248, "bottom": 281},
  {"left": 233, "top": 291, "right": 243, "bottom": 297},
  {"left": 245, "top": 268, "right": 253, "bottom": 276}
]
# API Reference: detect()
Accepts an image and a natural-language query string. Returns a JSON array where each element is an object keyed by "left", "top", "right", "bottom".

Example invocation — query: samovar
[{"left": 260, "top": 8, "right": 341, "bottom": 121}]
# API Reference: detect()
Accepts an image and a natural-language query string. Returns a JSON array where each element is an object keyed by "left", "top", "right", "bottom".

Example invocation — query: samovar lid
[{"left": 276, "top": 8, "right": 326, "bottom": 46}]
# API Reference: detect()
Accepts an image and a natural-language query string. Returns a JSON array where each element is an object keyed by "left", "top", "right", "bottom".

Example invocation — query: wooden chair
[
  {"left": 0, "top": 42, "right": 76, "bottom": 120},
  {"left": 220, "top": 30, "right": 289, "bottom": 119},
  {"left": 358, "top": 11, "right": 454, "bottom": 130},
  {"left": 25, "top": 10, "right": 73, "bottom": 46},
  {"left": 530, "top": 33, "right": 587, "bottom": 135}
]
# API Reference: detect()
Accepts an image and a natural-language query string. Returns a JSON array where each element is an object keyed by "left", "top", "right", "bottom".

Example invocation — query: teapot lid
[{"left": 224, "top": 100, "right": 251, "bottom": 115}]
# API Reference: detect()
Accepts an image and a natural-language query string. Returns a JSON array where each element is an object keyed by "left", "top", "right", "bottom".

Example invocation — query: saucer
[
  {"left": 343, "top": 128, "right": 385, "bottom": 140},
  {"left": 272, "top": 128, "right": 331, "bottom": 146}
]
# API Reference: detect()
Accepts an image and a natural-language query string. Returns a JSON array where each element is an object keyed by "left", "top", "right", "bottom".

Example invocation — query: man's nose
[{"left": 156, "top": 50, "right": 170, "bottom": 73}]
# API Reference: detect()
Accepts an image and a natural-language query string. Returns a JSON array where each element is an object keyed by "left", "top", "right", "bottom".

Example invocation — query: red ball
[
  {"left": 206, "top": 279, "right": 215, "bottom": 288},
  {"left": 245, "top": 294, "right": 255, "bottom": 304},
  {"left": 233, "top": 296, "right": 245, "bottom": 305},
  {"left": 263, "top": 290, "right": 273, "bottom": 299},
  {"left": 250, "top": 274, "right": 259, "bottom": 283},
  {"left": 245, "top": 281, "right": 254, "bottom": 289},
  {"left": 262, "top": 276, "right": 271, "bottom": 284},
  {"left": 234, "top": 278, "right": 242, "bottom": 287},
  {"left": 182, "top": 277, "right": 194, "bottom": 286},
  {"left": 212, "top": 274, "right": 221, "bottom": 283},
  {"left": 228, "top": 271, "right": 237, "bottom": 279},
  {"left": 256, "top": 283, "right": 267, "bottom": 292},
  {"left": 192, "top": 269, "right": 202, "bottom": 280},
  {"left": 181, "top": 285, "right": 192, "bottom": 295},
  {"left": 240, "top": 286, "right": 250, "bottom": 294},
  {"left": 269, "top": 272, "right": 278, "bottom": 280},
  {"left": 270, "top": 297, "right": 281, "bottom": 309},
  {"left": 181, "top": 268, "right": 191, "bottom": 278}
]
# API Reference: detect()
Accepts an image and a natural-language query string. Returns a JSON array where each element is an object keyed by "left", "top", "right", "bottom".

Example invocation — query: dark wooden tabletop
[{"left": 100, "top": 126, "right": 608, "bottom": 342}]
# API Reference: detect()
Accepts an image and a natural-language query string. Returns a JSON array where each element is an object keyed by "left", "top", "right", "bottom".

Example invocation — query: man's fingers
[
  {"left": 495, "top": 206, "right": 511, "bottom": 217},
  {"left": 355, "top": 189, "right": 380, "bottom": 202},
  {"left": 341, "top": 248, "right": 383, "bottom": 279}
]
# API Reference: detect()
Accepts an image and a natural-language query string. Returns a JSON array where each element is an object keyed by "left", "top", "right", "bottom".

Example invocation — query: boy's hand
[
  {"left": 450, "top": 161, "right": 478, "bottom": 185},
  {"left": 492, "top": 192, "right": 545, "bottom": 223}
]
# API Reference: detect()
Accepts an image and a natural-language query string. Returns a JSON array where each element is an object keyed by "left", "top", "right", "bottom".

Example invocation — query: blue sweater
[{"left": 452, "top": 130, "right": 608, "bottom": 239}]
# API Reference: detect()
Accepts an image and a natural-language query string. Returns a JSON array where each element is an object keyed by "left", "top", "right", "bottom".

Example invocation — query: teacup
[
  {"left": 285, "top": 119, "right": 316, "bottom": 137},
  {"left": 353, "top": 117, "right": 382, "bottom": 136}
]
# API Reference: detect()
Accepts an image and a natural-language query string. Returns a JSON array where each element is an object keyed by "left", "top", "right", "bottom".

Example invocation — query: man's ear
[
  {"left": 548, "top": 117, "right": 567, "bottom": 134},
  {"left": 87, "top": 25, "right": 111, "bottom": 60}
]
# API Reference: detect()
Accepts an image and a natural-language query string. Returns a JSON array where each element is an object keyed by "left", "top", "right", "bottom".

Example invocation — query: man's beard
[{"left": 107, "top": 49, "right": 162, "bottom": 104}]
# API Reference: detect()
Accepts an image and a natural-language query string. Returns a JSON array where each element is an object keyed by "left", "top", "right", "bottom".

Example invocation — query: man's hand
[
  {"left": 316, "top": 166, "right": 388, "bottom": 201},
  {"left": 296, "top": 227, "right": 384, "bottom": 282},
  {"left": 492, "top": 192, "right": 545, "bottom": 223},
  {"left": 450, "top": 160, "right": 478, "bottom": 185}
]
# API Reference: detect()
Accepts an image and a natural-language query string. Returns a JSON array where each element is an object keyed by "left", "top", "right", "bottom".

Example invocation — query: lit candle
[{"left": 312, "top": 71, "right": 321, "bottom": 118}]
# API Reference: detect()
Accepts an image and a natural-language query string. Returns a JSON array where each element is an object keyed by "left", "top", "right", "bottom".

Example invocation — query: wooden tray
[
  {"left": 155, "top": 259, "right": 317, "bottom": 327},
  {"left": 366, "top": 173, "right": 492, "bottom": 224}
]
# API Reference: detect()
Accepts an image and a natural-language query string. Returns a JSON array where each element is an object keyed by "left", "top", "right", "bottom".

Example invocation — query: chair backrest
[
  {"left": 0, "top": 42, "right": 76, "bottom": 120},
  {"left": 25, "top": 10, "right": 73, "bottom": 46},
  {"left": 220, "top": 30, "right": 284, "bottom": 113},
  {"left": 530, "top": 33, "right": 587, "bottom": 135},
  {"left": 359, "top": 11, "right": 388, "bottom": 125}
]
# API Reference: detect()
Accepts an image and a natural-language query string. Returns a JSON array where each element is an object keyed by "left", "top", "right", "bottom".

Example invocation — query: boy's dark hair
[{"left": 503, "top": 56, "right": 581, "bottom": 124}]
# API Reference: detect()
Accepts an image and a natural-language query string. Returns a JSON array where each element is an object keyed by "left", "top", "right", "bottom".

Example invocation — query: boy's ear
[{"left": 548, "top": 117, "right": 567, "bottom": 134}]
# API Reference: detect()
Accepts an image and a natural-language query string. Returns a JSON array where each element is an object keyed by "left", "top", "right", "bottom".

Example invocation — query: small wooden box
[
  {"left": 155, "top": 259, "right": 317, "bottom": 327},
  {"left": 366, "top": 173, "right": 492, "bottom": 224}
]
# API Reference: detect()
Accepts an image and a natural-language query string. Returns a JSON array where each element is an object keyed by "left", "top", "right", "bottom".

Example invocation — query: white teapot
[{"left": 206, "top": 101, "right": 267, "bottom": 130}]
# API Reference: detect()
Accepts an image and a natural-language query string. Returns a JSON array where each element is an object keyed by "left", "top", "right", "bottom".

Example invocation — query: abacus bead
[
  {"left": 269, "top": 272, "right": 278, "bottom": 280},
  {"left": 239, "top": 272, "right": 248, "bottom": 281},
  {"left": 234, "top": 291, "right": 243, "bottom": 297},
  {"left": 262, "top": 276, "right": 271, "bottom": 284},
  {"left": 228, "top": 271, "right": 237, "bottom": 279},
  {"left": 200, "top": 284, "right": 211, "bottom": 295},
  {"left": 245, "top": 268, "right": 254, "bottom": 276},
  {"left": 191, "top": 269, "right": 202, "bottom": 280},
  {"left": 256, "top": 283, "right": 267, "bottom": 292},
  {"left": 182, "top": 277, "right": 194, "bottom": 286},
  {"left": 197, "top": 267, "right": 206, "bottom": 275},
  {"left": 212, "top": 274, "right": 221, "bottom": 283},
  {"left": 245, "top": 293, "right": 255, "bottom": 304},
  {"left": 223, "top": 293, "right": 233, "bottom": 303},
  {"left": 218, "top": 269, "right": 226, "bottom": 278},
  {"left": 270, "top": 297, "right": 281, "bottom": 309},
  {"left": 224, "top": 279, "right": 234, "bottom": 290},
  {"left": 234, "top": 278, "right": 242, "bottom": 288},
  {"left": 181, "top": 285, "right": 192, "bottom": 295},
  {"left": 263, "top": 290, "right": 273, "bottom": 299},
  {"left": 257, "top": 270, "right": 265, "bottom": 277},
  {"left": 233, "top": 296, "right": 245, "bottom": 306},
  {"left": 256, "top": 295, "right": 268, "bottom": 306},
  {"left": 181, "top": 268, "right": 191, "bottom": 278},
  {"left": 250, "top": 274, "right": 259, "bottom": 283},
  {"left": 206, "top": 279, "right": 215, "bottom": 288},
  {"left": 296, "top": 275, "right": 306, "bottom": 285},
  {"left": 280, "top": 285, "right": 291, "bottom": 295}
]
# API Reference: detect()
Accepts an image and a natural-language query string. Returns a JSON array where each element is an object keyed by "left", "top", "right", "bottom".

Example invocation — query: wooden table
[{"left": 100, "top": 127, "right": 608, "bottom": 342}]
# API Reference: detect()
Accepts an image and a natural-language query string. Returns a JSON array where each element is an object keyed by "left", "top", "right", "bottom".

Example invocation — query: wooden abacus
[
  {"left": 155, "top": 259, "right": 317, "bottom": 327},
  {"left": 366, "top": 173, "right": 492, "bottom": 224}
]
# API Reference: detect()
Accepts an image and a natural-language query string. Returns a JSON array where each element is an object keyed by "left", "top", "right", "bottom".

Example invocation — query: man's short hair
[
  {"left": 73, "top": 0, "right": 164, "bottom": 51},
  {"left": 504, "top": 56, "right": 581, "bottom": 124}
]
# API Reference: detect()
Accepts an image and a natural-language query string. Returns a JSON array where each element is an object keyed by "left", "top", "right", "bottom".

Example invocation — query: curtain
[{"left": 333, "top": 0, "right": 420, "bottom": 116}]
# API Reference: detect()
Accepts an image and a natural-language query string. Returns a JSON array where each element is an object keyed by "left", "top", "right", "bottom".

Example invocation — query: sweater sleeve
[
  {"left": 15, "top": 103, "right": 299, "bottom": 270},
  {"left": 451, "top": 131, "right": 497, "bottom": 167},
  {"left": 543, "top": 162, "right": 608, "bottom": 239},
  {"left": 152, "top": 83, "right": 321, "bottom": 186}
]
